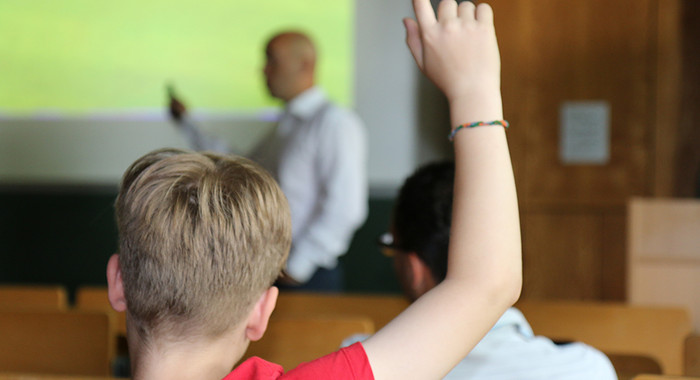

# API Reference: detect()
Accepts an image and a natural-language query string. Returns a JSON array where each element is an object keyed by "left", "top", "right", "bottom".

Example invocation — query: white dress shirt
[
  {"left": 179, "top": 86, "right": 368, "bottom": 283},
  {"left": 250, "top": 87, "right": 368, "bottom": 282}
]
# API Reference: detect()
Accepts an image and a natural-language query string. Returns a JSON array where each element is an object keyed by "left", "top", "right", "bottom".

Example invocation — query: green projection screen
[{"left": 0, "top": 0, "right": 353, "bottom": 117}]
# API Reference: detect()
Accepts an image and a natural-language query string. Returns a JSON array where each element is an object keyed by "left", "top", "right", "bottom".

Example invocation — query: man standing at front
[{"left": 169, "top": 32, "right": 368, "bottom": 291}]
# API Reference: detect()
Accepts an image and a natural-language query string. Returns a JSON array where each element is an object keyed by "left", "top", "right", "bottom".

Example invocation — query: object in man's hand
[{"left": 167, "top": 83, "right": 187, "bottom": 122}]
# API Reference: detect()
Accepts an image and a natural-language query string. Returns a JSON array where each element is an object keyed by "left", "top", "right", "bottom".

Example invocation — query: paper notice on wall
[{"left": 559, "top": 101, "right": 610, "bottom": 165}]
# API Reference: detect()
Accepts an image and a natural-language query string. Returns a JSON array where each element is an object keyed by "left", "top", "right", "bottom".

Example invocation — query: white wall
[
  {"left": 354, "top": 0, "right": 420, "bottom": 194},
  {"left": 0, "top": 0, "right": 427, "bottom": 193},
  {"left": 0, "top": 117, "right": 272, "bottom": 186}
]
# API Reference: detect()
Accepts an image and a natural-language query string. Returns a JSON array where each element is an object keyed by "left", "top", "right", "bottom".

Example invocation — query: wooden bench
[
  {"left": 74, "top": 286, "right": 126, "bottom": 365},
  {"left": 0, "top": 375, "right": 118, "bottom": 380},
  {"left": 74, "top": 286, "right": 126, "bottom": 337},
  {"left": 0, "top": 310, "right": 113, "bottom": 376},
  {"left": 274, "top": 292, "right": 408, "bottom": 330},
  {"left": 243, "top": 315, "right": 374, "bottom": 371},
  {"left": 516, "top": 300, "right": 692, "bottom": 376},
  {"left": 0, "top": 285, "right": 68, "bottom": 311}
]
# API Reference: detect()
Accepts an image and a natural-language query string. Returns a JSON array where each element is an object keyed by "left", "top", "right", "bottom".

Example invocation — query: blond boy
[{"left": 107, "top": 1, "right": 521, "bottom": 379}]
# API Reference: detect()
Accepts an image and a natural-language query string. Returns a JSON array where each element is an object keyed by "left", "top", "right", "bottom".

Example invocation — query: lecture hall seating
[
  {"left": 275, "top": 293, "right": 693, "bottom": 376},
  {"left": 0, "top": 309, "right": 113, "bottom": 376},
  {"left": 74, "top": 286, "right": 126, "bottom": 336},
  {"left": 0, "top": 375, "right": 117, "bottom": 380},
  {"left": 243, "top": 315, "right": 374, "bottom": 371},
  {"left": 274, "top": 291, "right": 409, "bottom": 330},
  {"left": 0, "top": 285, "right": 68, "bottom": 311},
  {"left": 516, "top": 300, "right": 692, "bottom": 376}
]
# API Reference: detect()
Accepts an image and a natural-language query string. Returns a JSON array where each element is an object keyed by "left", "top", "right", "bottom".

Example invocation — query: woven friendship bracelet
[{"left": 448, "top": 120, "right": 510, "bottom": 141}]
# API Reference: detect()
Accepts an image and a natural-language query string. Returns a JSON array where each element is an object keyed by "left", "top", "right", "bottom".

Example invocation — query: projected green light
[{"left": 0, "top": 0, "right": 353, "bottom": 116}]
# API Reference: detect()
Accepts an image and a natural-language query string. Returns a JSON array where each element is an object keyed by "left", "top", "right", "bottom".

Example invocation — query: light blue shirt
[
  {"left": 342, "top": 308, "right": 618, "bottom": 380},
  {"left": 443, "top": 308, "right": 618, "bottom": 379}
]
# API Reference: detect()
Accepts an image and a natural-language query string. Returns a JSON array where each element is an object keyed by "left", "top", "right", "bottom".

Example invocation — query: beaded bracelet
[{"left": 448, "top": 120, "right": 510, "bottom": 141}]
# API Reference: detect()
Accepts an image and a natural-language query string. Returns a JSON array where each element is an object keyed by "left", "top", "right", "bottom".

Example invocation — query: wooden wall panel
[
  {"left": 601, "top": 212, "right": 627, "bottom": 301},
  {"left": 522, "top": 213, "right": 603, "bottom": 300},
  {"left": 654, "top": 0, "right": 683, "bottom": 197},
  {"left": 490, "top": 1, "right": 530, "bottom": 196},
  {"left": 522, "top": 210, "right": 626, "bottom": 301},
  {"left": 654, "top": 0, "right": 700, "bottom": 197},
  {"left": 521, "top": 0, "right": 653, "bottom": 204},
  {"left": 489, "top": 0, "right": 662, "bottom": 301},
  {"left": 676, "top": 1, "right": 700, "bottom": 197}
]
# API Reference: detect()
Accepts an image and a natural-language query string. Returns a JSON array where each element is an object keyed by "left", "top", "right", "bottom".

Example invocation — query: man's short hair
[
  {"left": 115, "top": 149, "right": 291, "bottom": 340},
  {"left": 393, "top": 161, "right": 454, "bottom": 283}
]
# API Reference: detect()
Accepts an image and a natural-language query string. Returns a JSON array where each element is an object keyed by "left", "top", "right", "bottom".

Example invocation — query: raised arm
[{"left": 362, "top": 1, "right": 521, "bottom": 379}]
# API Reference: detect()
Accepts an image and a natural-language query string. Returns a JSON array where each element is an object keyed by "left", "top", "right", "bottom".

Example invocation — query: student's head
[
  {"left": 263, "top": 31, "right": 317, "bottom": 102},
  {"left": 107, "top": 149, "right": 291, "bottom": 346},
  {"left": 386, "top": 161, "right": 454, "bottom": 302}
]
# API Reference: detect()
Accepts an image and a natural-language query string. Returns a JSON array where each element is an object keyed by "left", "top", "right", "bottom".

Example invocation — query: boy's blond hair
[{"left": 115, "top": 149, "right": 291, "bottom": 341}]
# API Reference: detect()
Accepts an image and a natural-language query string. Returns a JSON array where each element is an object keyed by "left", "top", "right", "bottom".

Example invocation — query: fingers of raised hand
[
  {"left": 457, "top": 1, "right": 476, "bottom": 21},
  {"left": 403, "top": 17, "right": 424, "bottom": 70},
  {"left": 437, "top": 0, "right": 458, "bottom": 23},
  {"left": 475, "top": 3, "right": 494, "bottom": 25},
  {"left": 413, "top": 0, "right": 436, "bottom": 27}
]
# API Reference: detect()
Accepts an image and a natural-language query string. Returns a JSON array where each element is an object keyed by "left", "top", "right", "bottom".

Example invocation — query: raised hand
[{"left": 403, "top": 0, "right": 500, "bottom": 104}]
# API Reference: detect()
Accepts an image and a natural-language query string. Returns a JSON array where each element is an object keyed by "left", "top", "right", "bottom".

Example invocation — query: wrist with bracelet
[{"left": 448, "top": 120, "right": 509, "bottom": 141}]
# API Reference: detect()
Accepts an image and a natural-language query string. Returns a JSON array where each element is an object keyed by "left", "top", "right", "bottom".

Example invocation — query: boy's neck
[{"left": 129, "top": 327, "right": 248, "bottom": 380}]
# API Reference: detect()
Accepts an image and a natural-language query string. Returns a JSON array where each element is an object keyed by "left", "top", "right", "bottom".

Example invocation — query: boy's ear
[
  {"left": 406, "top": 252, "right": 433, "bottom": 296},
  {"left": 106, "top": 254, "right": 127, "bottom": 312},
  {"left": 245, "top": 286, "right": 279, "bottom": 342}
]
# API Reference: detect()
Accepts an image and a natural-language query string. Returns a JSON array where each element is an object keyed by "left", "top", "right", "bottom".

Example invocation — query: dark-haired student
[{"left": 345, "top": 161, "right": 617, "bottom": 379}]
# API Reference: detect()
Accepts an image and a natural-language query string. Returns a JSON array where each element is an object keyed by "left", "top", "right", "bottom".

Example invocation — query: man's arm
[
  {"left": 362, "top": 2, "right": 521, "bottom": 379},
  {"left": 284, "top": 111, "right": 368, "bottom": 283}
]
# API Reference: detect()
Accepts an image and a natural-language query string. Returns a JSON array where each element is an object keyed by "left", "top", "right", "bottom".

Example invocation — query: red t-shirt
[{"left": 223, "top": 342, "right": 373, "bottom": 380}]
